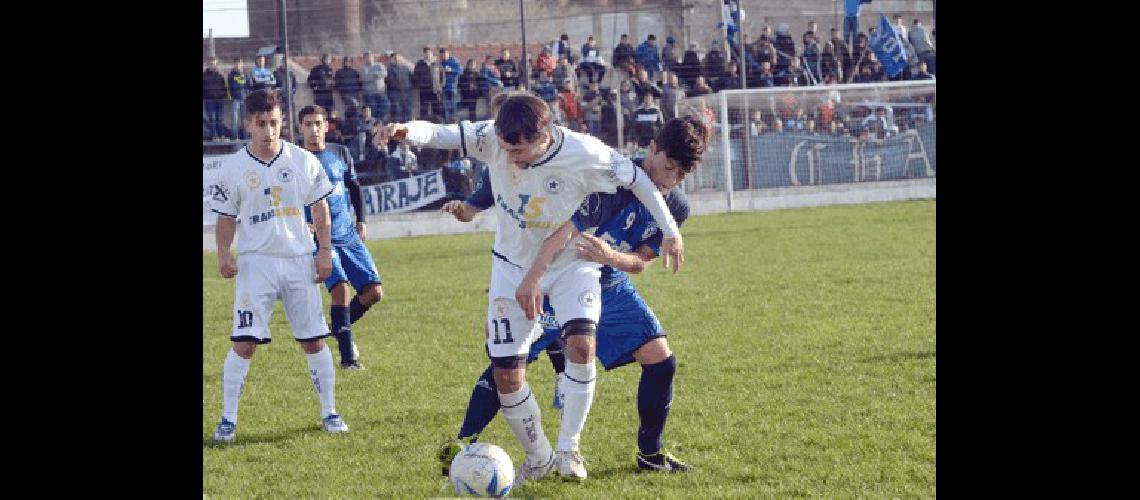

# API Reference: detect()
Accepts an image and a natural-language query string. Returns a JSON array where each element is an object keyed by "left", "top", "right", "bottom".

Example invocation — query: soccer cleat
[
  {"left": 552, "top": 375, "right": 564, "bottom": 410},
  {"left": 213, "top": 418, "right": 236, "bottom": 442},
  {"left": 341, "top": 360, "right": 366, "bottom": 371},
  {"left": 512, "top": 449, "right": 556, "bottom": 487},
  {"left": 437, "top": 436, "right": 476, "bottom": 477},
  {"left": 636, "top": 450, "right": 692, "bottom": 472},
  {"left": 322, "top": 414, "right": 349, "bottom": 434},
  {"left": 555, "top": 450, "right": 588, "bottom": 481}
]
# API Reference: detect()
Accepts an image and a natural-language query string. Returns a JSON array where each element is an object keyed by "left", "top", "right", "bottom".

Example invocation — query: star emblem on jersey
[
  {"left": 278, "top": 168, "right": 294, "bottom": 183},
  {"left": 578, "top": 291, "right": 598, "bottom": 308},
  {"left": 543, "top": 176, "right": 564, "bottom": 195},
  {"left": 244, "top": 170, "right": 260, "bottom": 189}
]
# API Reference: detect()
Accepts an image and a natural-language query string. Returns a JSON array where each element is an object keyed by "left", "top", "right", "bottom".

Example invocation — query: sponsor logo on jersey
[
  {"left": 578, "top": 291, "right": 598, "bottom": 308},
  {"left": 278, "top": 167, "right": 294, "bottom": 183},
  {"left": 245, "top": 170, "right": 261, "bottom": 189},
  {"left": 212, "top": 184, "right": 230, "bottom": 203},
  {"left": 543, "top": 176, "right": 563, "bottom": 195}
]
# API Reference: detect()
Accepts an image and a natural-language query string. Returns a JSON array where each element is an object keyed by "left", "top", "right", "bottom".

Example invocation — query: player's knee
[
  {"left": 634, "top": 338, "right": 673, "bottom": 365},
  {"left": 300, "top": 338, "right": 326, "bottom": 354},
  {"left": 363, "top": 285, "right": 383, "bottom": 305},
  {"left": 491, "top": 365, "right": 525, "bottom": 393},
  {"left": 562, "top": 319, "right": 597, "bottom": 363},
  {"left": 233, "top": 342, "right": 257, "bottom": 359}
]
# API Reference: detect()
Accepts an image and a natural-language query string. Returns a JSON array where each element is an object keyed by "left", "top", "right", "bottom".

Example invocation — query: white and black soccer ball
[{"left": 449, "top": 442, "right": 515, "bottom": 498}]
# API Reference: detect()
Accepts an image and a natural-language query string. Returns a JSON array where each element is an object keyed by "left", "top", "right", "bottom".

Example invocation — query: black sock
[
  {"left": 330, "top": 305, "right": 353, "bottom": 364},
  {"left": 349, "top": 294, "right": 372, "bottom": 324},
  {"left": 637, "top": 355, "right": 676, "bottom": 455},
  {"left": 458, "top": 365, "right": 500, "bottom": 440},
  {"left": 546, "top": 337, "right": 566, "bottom": 374}
]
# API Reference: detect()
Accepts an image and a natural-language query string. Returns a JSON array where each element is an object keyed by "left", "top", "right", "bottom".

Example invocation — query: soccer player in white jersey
[
  {"left": 209, "top": 89, "right": 348, "bottom": 442},
  {"left": 379, "top": 92, "right": 685, "bottom": 483}
]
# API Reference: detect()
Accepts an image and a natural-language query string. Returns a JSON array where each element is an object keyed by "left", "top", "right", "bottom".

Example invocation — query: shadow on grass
[{"left": 202, "top": 425, "right": 320, "bottom": 449}]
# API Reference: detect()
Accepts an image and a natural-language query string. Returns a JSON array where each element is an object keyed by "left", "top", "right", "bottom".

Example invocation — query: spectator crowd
[{"left": 206, "top": 14, "right": 935, "bottom": 195}]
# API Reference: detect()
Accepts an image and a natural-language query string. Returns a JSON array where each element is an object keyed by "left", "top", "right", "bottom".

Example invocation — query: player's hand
[
  {"left": 375, "top": 123, "right": 408, "bottom": 146},
  {"left": 315, "top": 249, "right": 333, "bottom": 283},
  {"left": 515, "top": 276, "right": 542, "bottom": 321},
  {"left": 576, "top": 232, "right": 615, "bottom": 266},
  {"left": 356, "top": 221, "right": 368, "bottom": 240},
  {"left": 660, "top": 234, "right": 684, "bottom": 274},
  {"left": 218, "top": 252, "right": 238, "bottom": 279},
  {"left": 441, "top": 200, "right": 472, "bottom": 222}
]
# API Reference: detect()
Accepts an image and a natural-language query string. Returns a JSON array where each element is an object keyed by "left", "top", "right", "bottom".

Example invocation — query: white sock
[
  {"left": 305, "top": 345, "right": 337, "bottom": 418},
  {"left": 222, "top": 349, "right": 252, "bottom": 423},
  {"left": 557, "top": 360, "right": 597, "bottom": 451},
  {"left": 499, "top": 382, "right": 553, "bottom": 465}
]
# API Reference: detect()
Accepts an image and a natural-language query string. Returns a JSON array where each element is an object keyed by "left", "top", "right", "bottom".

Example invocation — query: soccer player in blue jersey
[
  {"left": 439, "top": 116, "right": 709, "bottom": 473},
  {"left": 298, "top": 105, "right": 384, "bottom": 370}
]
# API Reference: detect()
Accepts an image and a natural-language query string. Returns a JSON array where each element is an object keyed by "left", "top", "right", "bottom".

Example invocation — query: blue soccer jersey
[
  {"left": 303, "top": 143, "right": 359, "bottom": 244},
  {"left": 571, "top": 183, "right": 689, "bottom": 289}
]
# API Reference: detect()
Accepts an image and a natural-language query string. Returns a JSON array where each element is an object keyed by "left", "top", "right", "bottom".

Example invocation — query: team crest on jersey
[
  {"left": 240, "top": 293, "right": 252, "bottom": 309},
  {"left": 244, "top": 170, "right": 260, "bottom": 189},
  {"left": 493, "top": 298, "right": 510, "bottom": 319},
  {"left": 278, "top": 167, "right": 294, "bottom": 183},
  {"left": 543, "top": 176, "right": 564, "bottom": 195},
  {"left": 578, "top": 291, "right": 598, "bottom": 308}
]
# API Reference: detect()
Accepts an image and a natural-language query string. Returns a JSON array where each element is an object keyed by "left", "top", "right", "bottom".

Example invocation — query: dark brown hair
[
  {"left": 298, "top": 104, "right": 327, "bottom": 123},
  {"left": 654, "top": 116, "right": 709, "bottom": 173},
  {"left": 245, "top": 89, "right": 281, "bottom": 117},
  {"left": 494, "top": 93, "right": 552, "bottom": 144}
]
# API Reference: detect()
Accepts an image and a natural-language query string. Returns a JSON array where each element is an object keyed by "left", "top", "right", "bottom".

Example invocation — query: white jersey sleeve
[
  {"left": 404, "top": 119, "right": 497, "bottom": 163},
  {"left": 210, "top": 166, "right": 241, "bottom": 218},
  {"left": 578, "top": 135, "right": 638, "bottom": 193},
  {"left": 302, "top": 151, "right": 335, "bottom": 206}
]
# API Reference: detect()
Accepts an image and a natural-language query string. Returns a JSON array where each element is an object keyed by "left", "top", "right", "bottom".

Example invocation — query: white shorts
[
  {"left": 230, "top": 254, "right": 329, "bottom": 344},
  {"left": 486, "top": 256, "right": 602, "bottom": 363}
]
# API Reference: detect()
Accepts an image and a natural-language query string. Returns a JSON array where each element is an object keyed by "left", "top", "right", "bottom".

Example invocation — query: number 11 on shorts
[{"left": 491, "top": 319, "right": 514, "bottom": 344}]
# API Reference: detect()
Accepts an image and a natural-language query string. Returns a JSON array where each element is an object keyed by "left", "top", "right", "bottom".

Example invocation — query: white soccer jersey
[
  {"left": 405, "top": 120, "right": 638, "bottom": 271},
  {"left": 210, "top": 142, "right": 334, "bottom": 257}
]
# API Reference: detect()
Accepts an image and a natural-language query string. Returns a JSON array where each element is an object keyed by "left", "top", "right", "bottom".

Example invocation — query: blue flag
[{"left": 868, "top": 14, "right": 908, "bottom": 78}]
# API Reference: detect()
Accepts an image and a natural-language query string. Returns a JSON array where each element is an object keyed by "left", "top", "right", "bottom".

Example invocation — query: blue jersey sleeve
[
  {"left": 643, "top": 187, "right": 690, "bottom": 255},
  {"left": 465, "top": 166, "right": 493, "bottom": 209}
]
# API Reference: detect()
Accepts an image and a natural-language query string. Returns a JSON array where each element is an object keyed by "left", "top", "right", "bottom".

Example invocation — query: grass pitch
[{"left": 203, "top": 199, "right": 935, "bottom": 498}]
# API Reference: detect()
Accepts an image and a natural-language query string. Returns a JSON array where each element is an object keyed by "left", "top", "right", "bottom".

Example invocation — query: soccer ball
[{"left": 449, "top": 442, "right": 515, "bottom": 497}]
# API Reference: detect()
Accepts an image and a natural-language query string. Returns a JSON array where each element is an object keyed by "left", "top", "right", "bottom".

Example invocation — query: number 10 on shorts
[
  {"left": 491, "top": 319, "right": 514, "bottom": 344},
  {"left": 237, "top": 310, "right": 254, "bottom": 329}
]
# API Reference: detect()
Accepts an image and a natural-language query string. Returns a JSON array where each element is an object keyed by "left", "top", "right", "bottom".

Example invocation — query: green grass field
[{"left": 202, "top": 199, "right": 935, "bottom": 498}]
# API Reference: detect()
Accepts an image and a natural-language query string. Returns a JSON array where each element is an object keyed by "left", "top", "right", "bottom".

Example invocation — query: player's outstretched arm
[
  {"left": 440, "top": 200, "right": 482, "bottom": 222},
  {"left": 215, "top": 215, "right": 239, "bottom": 279},
  {"left": 576, "top": 233, "right": 657, "bottom": 274},
  {"left": 517, "top": 221, "right": 577, "bottom": 320},
  {"left": 309, "top": 199, "right": 334, "bottom": 283},
  {"left": 626, "top": 164, "right": 684, "bottom": 273},
  {"left": 378, "top": 120, "right": 464, "bottom": 150}
]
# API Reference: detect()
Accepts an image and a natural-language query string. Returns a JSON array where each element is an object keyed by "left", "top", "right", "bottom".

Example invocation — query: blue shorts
[
  {"left": 527, "top": 279, "right": 664, "bottom": 370},
  {"left": 321, "top": 236, "right": 382, "bottom": 292}
]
